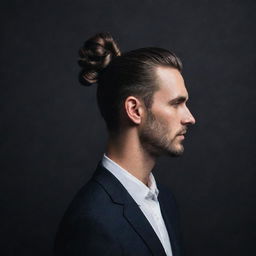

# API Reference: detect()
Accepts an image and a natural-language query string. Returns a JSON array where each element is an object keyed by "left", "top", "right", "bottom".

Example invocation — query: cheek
[
  {"left": 156, "top": 113, "right": 178, "bottom": 136},
  {"left": 156, "top": 109, "right": 179, "bottom": 127},
  {"left": 153, "top": 106, "right": 173, "bottom": 121},
  {"left": 152, "top": 106, "right": 181, "bottom": 132}
]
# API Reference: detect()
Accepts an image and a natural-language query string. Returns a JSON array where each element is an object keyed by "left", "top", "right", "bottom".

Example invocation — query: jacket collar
[
  {"left": 92, "top": 161, "right": 167, "bottom": 256},
  {"left": 102, "top": 153, "right": 159, "bottom": 206}
]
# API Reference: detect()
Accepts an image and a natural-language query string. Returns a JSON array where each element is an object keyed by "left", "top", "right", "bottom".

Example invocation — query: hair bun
[{"left": 78, "top": 32, "right": 121, "bottom": 85}]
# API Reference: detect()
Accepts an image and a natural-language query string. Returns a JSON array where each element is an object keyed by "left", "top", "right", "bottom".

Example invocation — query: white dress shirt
[{"left": 102, "top": 154, "right": 173, "bottom": 256}]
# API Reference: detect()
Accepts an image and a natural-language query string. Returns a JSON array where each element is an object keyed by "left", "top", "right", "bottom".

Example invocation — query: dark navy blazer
[{"left": 54, "top": 161, "right": 182, "bottom": 256}]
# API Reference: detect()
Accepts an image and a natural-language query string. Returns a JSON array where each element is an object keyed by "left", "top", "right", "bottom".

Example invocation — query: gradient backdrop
[{"left": 1, "top": 0, "right": 255, "bottom": 255}]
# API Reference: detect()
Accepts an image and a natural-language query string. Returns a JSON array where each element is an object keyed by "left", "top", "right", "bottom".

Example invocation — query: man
[{"left": 54, "top": 32, "right": 195, "bottom": 256}]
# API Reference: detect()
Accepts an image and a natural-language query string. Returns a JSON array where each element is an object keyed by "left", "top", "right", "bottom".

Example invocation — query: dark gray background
[{"left": 1, "top": 0, "right": 255, "bottom": 255}]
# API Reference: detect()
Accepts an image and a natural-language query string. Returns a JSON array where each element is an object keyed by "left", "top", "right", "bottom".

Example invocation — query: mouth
[
  {"left": 177, "top": 134, "right": 185, "bottom": 140},
  {"left": 177, "top": 130, "right": 187, "bottom": 135},
  {"left": 176, "top": 129, "right": 187, "bottom": 139}
]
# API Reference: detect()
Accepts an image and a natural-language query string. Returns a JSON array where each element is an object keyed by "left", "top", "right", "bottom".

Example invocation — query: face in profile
[{"left": 139, "top": 67, "right": 196, "bottom": 157}]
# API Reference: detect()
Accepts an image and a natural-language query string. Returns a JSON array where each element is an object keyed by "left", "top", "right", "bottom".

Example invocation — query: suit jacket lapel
[
  {"left": 92, "top": 162, "right": 167, "bottom": 256},
  {"left": 123, "top": 199, "right": 166, "bottom": 256},
  {"left": 158, "top": 189, "right": 179, "bottom": 256}
]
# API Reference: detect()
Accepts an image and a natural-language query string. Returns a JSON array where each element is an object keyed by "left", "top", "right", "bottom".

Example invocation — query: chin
[{"left": 167, "top": 144, "right": 184, "bottom": 157}]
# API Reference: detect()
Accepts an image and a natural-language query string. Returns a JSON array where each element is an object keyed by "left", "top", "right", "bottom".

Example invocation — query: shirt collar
[{"left": 102, "top": 154, "right": 159, "bottom": 206}]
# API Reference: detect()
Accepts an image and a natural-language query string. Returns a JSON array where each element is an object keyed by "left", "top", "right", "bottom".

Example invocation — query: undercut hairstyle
[{"left": 78, "top": 32, "right": 182, "bottom": 132}]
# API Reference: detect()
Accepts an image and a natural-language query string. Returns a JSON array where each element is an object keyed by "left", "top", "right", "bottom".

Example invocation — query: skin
[{"left": 106, "top": 66, "right": 196, "bottom": 186}]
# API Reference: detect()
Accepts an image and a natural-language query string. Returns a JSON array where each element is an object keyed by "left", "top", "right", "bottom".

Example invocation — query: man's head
[{"left": 78, "top": 32, "right": 195, "bottom": 156}]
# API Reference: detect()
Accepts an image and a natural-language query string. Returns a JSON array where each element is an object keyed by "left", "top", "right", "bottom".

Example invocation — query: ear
[{"left": 124, "top": 96, "right": 144, "bottom": 125}]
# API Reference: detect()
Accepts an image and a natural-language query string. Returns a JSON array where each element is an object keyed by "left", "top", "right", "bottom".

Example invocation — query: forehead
[{"left": 154, "top": 66, "right": 188, "bottom": 100}]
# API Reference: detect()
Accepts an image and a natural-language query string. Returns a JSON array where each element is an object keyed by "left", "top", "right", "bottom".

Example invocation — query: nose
[{"left": 181, "top": 106, "right": 196, "bottom": 125}]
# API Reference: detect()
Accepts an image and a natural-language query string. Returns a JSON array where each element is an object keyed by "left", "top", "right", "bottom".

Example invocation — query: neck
[{"left": 105, "top": 129, "right": 156, "bottom": 186}]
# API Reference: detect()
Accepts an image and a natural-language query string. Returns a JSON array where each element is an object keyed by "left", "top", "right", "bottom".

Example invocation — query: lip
[
  {"left": 177, "top": 134, "right": 185, "bottom": 139},
  {"left": 177, "top": 130, "right": 187, "bottom": 136}
]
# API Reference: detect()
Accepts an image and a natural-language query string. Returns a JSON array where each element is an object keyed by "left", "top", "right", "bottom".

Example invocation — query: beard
[{"left": 139, "top": 109, "right": 185, "bottom": 157}]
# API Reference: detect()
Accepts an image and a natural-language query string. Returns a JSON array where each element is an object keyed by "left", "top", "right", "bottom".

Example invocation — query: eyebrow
[{"left": 169, "top": 96, "right": 188, "bottom": 105}]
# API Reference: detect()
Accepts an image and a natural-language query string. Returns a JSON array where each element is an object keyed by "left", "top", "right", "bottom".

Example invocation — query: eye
[
  {"left": 172, "top": 101, "right": 181, "bottom": 108},
  {"left": 169, "top": 97, "right": 188, "bottom": 108}
]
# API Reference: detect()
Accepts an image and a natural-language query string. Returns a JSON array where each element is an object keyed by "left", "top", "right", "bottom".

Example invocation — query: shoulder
[
  {"left": 54, "top": 179, "right": 123, "bottom": 255},
  {"left": 60, "top": 179, "right": 121, "bottom": 225}
]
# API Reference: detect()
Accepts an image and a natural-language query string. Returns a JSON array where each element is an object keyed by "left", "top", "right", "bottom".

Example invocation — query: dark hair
[{"left": 78, "top": 32, "right": 182, "bottom": 132}]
